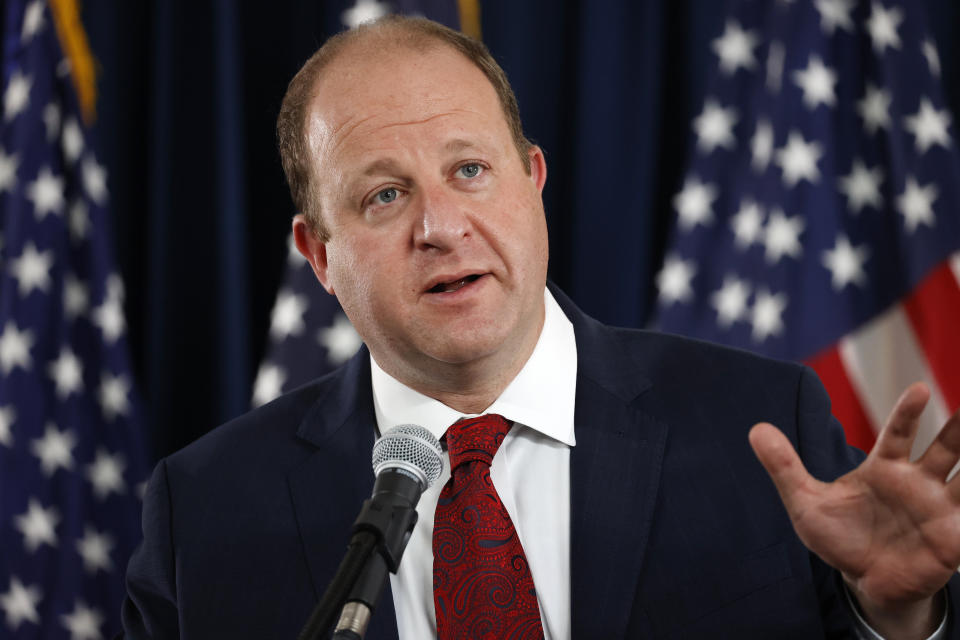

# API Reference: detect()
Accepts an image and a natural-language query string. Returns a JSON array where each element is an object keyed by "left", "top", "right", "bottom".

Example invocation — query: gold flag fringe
[
  {"left": 457, "top": 0, "right": 482, "bottom": 41},
  {"left": 48, "top": 0, "right": 96, "bottom": 124}
]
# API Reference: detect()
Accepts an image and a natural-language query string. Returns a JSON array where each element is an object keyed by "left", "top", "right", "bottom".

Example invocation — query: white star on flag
[
  {"left": 25, "top": 166, "right": 65, "bottom": 218},
  {"left": 0, "top": 147, "right": 19, "bottom": 193},
  {"left": 711, "top": 20, "right": 759, "bottom": 75},
  {"left": 822, "top": 234, "right": 870, "bottom": 290},
  {"left": 29, "top": 424, "right": 77, "bottom": 476},
  {"left": 897, "top": 176, "right": 938, "bottom": 233},
  {"left": 922, "top": 39, "right": 941, "bottom": 77},
  {"left": 763, "top": 209, "right": 805, "bottom": 263},
  {"left": 0, "top": 322, "right": 34, "bottom": 374},
  {"left": 711, "top": 276, "right": 752, "bottom": 328},
  {"left": 838, "top": 159, "right": 884, "bottom": 214},
  {"left": 62, "top": 117, "right": 84, "bottom": 164},
  {"left": 69, "top": 200, "right": 91, "bottom": 242},
  {"left": 0, "top": 406, "right": 14, "bottom": 447},
  {"left": 673, "top": 176, "right": 718, "bottom": 230},
  {"left": 729, "top": 198, "right": 765, "bottom": 249},
  {"left": 60, "top": 600, "right": 103, "bottom": 640},
  {"left": 750, "top": 120, "right": 774, "bottom": 172},
  {"left": 56, "top": 58, "right": 71, "bottom": 79},
  {"left": 903, "top": 97, "right": 952, "bottom": 154},
  {"left": 86, "top": 449, "right": 126, "bottom": 500},
  {"left": 656, "top": 255, "right": 697, "bottom": 305},
  {"left": 76, "top": 527, "right": 114, "bottom": 575},
  {"left": 98, "top": 373, "right": 131, "bottom": 422},
  {"left": 857, "top": 84, "right": 893, "bottom": 134},
  {"left": 42, "top": 102, "right": 60, "bottom": 140},
  {"left": 317, "top": 313, "right": 363, "bottom": 365},
  {"left": 3, "top": 71, "right": 31, "bottom": 122},
  {"left": 766, "top": 41, "right": 786, "bottom": 92},
  {"left": 81, "top": 155, "right": 108, "bottom": 204},
  {"left": 63, "top": 275, "right": 89, "bottom": 319},
  {"left": 693, "top": 99, "right": 738, "bottom": 153},
  {"left": 92, "top": 290, "right": 125, "bottom": 343},
  {"left": 48, "top": 347, "right": 84, "bottom": 398},
  {"left": 751, "top": 290, "right": 788, "bottom": 342},
  {"left": 252, "top": 363, "right": 286, "bottom": 407},
  {"left": 341, "top": 0, "right": 391, "bottom": 29},
  {"left": 814, "top": 0, "right": 855, "bottom": 34},
  {"left": 867, "top": 2, "right": 903, "bottom": 53},
  {"left": 0, "top": 576, "right": 42, "bottom": 630},
  {"left": 9, "top": 242, "right": 54, "bottom": 296},
  {"left": 792, "top": 55, "right": 837, "bottom": 110},
  {"left": 775, "top": 131, "right": 823, "bottom": 187},
  {"left": 14, "top": 498, "right": 60, "bottom": 552},
  {"left": 269, "top": 290, "right": 308, "bottom": 340},
  {"left": 21, "top": 1, "right": 45, "bottom": 42}
]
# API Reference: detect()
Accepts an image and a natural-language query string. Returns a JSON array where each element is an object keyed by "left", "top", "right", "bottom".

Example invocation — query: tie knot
[{"left": 444, "top": 414, "right": 511, "bottom": 471}]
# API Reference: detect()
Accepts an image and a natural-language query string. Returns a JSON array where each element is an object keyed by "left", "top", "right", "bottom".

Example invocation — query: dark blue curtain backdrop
[{"left": 77, "top": 1, "right": 960, "bottom": 462}]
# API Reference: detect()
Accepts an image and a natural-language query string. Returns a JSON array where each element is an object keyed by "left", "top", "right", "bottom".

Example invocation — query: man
[{"left": 122, "top": 16, "right": 960, "bottom": 639}]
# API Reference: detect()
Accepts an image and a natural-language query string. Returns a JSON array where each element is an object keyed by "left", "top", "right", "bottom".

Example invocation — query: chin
[
  {"left": 426, "top": 339, "right": 502, "bottom": 366},
  {"left": 421, "top": 326, "right": 511, "bottom": 366}
]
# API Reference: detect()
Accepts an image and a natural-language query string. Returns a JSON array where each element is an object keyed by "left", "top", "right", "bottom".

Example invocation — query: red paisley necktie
[{"left": 432, "top": 414, "right": 545, "bottom": 640}]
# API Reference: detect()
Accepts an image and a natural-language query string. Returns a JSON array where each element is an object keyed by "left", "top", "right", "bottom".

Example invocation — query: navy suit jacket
[{"left": 122, "top": 287, "right": 959, "bottom": 638}]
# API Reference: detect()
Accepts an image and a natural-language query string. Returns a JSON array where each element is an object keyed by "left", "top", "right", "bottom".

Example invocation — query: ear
[
  {"left": 292, "top": 214, "right": 335, "bottom": 295},
  {"left": 527, "top": 145, "right": 547, "bottom": 194}
]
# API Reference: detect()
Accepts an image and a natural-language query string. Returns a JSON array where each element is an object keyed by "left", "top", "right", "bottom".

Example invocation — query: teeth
[
  {"left": 431, "top": 275, "right": 479, "bottom": 293},
  {"left": 442, "top": 278, "right": 468, "bottom": 293}
]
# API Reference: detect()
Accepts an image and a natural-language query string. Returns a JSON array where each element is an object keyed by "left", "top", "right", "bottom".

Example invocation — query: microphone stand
[{"left": 298, "top": 469, "right": 421, "bottom": 640}]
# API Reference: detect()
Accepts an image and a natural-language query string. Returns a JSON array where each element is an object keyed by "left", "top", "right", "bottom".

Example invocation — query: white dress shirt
[
  {"left": 373, "top": 289, "right": 576, "bottom": 640},
  {"left": 370, "top": 288, "right": 943, "bottom": 639}
]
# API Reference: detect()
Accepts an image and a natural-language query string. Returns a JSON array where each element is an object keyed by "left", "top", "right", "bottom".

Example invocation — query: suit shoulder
[
  {"left": 614, "top": 326, "right": 805, "bottom": 381},
  {"left": 163, "top": 375, "right": 334, "bottom": 478}
]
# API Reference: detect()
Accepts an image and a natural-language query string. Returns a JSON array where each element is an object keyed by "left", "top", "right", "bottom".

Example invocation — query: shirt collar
[{"left": 370, "top": 288, "right": 577, "bottom": 447}]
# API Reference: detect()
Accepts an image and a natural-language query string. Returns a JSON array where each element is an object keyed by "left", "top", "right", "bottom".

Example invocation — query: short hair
[{"left": 276, "top": 15, "right": 534, "bottom": 240}]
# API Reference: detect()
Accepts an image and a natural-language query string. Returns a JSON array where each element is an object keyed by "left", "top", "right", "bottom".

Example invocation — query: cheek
[
  {"left": 507, "top": 198, "right": 549, "bottom": 273},
  {"left": 325, "top": 240, "right": 371, "bottom": 302},
  {"left": 326, "top": 235, "right": 401, "bottom": 314}
]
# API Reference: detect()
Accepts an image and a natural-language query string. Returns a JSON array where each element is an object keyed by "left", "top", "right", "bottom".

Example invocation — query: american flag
[
  {"left": 654, "top": 0, "right": 960, "bottom": 455},
  {"left": 0, "top": 1, "right": 149, "bottom": 638},
  {"left": 252, "top": 0, "right": 471, "bottom": 408}
]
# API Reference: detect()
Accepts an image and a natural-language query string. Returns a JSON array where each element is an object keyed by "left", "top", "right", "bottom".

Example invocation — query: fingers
[
  {"left": 871, "top": 382, "right": 930, "bottom": 461},
  {"left": 749, "top": 423, "right": 816, "bottom": 515},
  {"left": 917, "top": 409, "right": 960, "bottom": 481}
]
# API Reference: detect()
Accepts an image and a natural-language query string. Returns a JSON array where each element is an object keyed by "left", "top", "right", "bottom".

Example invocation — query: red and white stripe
[{"left": 806, "top": 253, "right": 960, "bottom": 465}]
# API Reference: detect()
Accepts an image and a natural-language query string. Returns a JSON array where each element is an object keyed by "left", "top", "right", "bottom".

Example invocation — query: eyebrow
[
  {"left": 361, "top": 158, "right": 404, "bottom": 177},
  {"left": 357, "top": 139, "right": 485, "bottom": 177},
  {"left": 443, "top": 138, "right": 481, "bottom": 154}
]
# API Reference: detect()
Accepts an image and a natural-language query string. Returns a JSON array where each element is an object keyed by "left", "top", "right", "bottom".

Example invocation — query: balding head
[{"left": 276, "top": 16, "right": 533, "bottom": 240}]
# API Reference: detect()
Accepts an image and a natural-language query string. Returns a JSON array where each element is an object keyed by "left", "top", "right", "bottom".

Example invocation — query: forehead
[{"left": 306, "top": 42, "right": 508, "bottom": 169}]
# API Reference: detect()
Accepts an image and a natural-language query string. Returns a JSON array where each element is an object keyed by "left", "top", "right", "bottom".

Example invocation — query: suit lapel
[
  {"left": 286, "top": 349, "right": 400, "bottom": 639},
  {"left": 554, "top": 287, "right": 668, "bottom": 638}
]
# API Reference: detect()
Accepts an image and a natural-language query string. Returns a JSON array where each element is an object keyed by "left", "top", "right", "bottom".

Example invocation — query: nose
[{"left": 412, "top": 183, "right": 472, "bottom": 252}]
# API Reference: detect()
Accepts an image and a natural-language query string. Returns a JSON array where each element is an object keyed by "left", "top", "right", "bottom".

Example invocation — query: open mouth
[{"left": 427, "top": 274, "right": 482, "bottom": 294}]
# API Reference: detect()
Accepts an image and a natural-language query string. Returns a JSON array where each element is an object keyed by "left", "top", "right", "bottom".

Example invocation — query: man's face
[{"left": 295, "top": 43, "right": 549, "bottom": 388}]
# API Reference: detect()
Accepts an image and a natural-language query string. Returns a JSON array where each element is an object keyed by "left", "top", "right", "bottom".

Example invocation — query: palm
[{"left": 750, "top": 382, "right": 960, "bottom": 607}]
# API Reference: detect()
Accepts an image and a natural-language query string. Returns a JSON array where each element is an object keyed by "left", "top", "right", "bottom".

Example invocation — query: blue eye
[
  {"left": 457, "top": 163, "right": 482, "bottom": 178},
  {"left": 375, "top": 188, "right": 398, "bottom": 204}
]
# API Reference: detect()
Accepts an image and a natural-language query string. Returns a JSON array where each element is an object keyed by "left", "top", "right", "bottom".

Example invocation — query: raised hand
[{"left": 749, "top": 382, "right": 960, "bottom": 636}]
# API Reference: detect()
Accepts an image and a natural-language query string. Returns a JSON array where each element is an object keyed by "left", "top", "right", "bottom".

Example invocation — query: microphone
[
  {"left": 298, "top": 425, "right": 443, "bottom": 640},
  {"left": 334, "top": 425, "right": 443, "bottom": 639}
]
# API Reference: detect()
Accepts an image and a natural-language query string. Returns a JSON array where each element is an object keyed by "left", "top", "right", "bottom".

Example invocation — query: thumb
[{"left": 749, "top": 422, "right": 816, "bottom": 515}]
